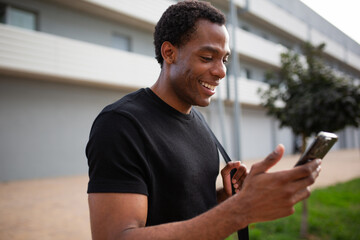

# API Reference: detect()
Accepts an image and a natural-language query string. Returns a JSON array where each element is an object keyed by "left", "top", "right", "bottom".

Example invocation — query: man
[{"left": 86, "top": 1, "right": 321, "bottom": 239}]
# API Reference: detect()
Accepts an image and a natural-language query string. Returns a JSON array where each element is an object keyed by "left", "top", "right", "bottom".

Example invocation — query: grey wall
[
  {"left": 202, "top": 101, "right": 294, "bottom": 161},
  {"left": 1, "top": 75, "right": 357, "bottom": 181},
  {"left": 0, "top": 76, "right": 127, "bottom": 181},
  {"left": 0, "top": 75, "right": 293, "bottom": 181}
]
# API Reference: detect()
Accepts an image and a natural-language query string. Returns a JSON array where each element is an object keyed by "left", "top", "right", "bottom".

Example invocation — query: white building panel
[
  {"left": 0, "top": 24, "right": 160, "bottom": 88},
  {"left": 226, "top": 75, "right": 268, "bottom": 105},
  {"left": 311, "top": 28, "right": 360, "bottom": 70},
  {"left": 347, "top": 51, "right": 360, "bottom": 70},
  {"left": 238, "top": 78, "right": 268, "bottom": 105},
  {"left": 248, "top": 0, "right": 308, "bottom": 41},
  {"left": 83, "top": 0, "right": 174, "bottom": 25},
  {"left": 311, "top": 28, "right": 346, "bottom": 60},
  {"left": 236, "top": 27, "right": 286, "bottom": 67}
]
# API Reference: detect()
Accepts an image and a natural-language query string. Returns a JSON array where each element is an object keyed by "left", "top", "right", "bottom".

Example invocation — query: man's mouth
[{"left": 199, "top": 81, "right": 216, "bottom": 91}]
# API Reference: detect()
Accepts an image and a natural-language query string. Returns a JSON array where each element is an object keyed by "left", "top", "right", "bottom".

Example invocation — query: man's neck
[{"left": 151, "top": 73, "right": 192, "bottom": 114}]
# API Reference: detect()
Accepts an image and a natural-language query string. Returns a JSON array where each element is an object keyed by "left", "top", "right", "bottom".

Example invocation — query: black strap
[{"left": 195, "top": 110, "right": 249, "bottom": 240}]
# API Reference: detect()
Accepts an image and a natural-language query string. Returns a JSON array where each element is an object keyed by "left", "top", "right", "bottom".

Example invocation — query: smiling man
[{"left": 86, "top": 1, "right": 321, "bottom": 240}]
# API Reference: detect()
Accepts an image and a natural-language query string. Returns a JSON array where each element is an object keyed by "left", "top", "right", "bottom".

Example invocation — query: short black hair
[{"left": 154, "top": 0, "right": 226, "bottom": 67}]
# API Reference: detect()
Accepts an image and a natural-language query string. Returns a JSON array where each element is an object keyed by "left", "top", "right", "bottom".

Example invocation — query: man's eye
[
  {"left": 223, "top": 58, "right": 229, "bottom": 64},
  {"left": 201, "top": 56, "right": 212, "bottom": 62}
]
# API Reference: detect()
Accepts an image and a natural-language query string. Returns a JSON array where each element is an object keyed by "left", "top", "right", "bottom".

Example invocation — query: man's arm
[
  {"left": 89, "top": 144, "right": 321, "bottom": 240},
  {"left": 88, "top": 192, "right": 240, "bottom": 240}
]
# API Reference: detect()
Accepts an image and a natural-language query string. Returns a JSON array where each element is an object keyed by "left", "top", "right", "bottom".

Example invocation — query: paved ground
[{"left": 1, "top": 149, "right": 359, "bottom": 240}]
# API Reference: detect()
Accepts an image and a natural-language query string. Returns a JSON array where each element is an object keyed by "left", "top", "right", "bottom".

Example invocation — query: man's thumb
[{"left": 250, "top": 144, "right": 285, "bottom": 175}]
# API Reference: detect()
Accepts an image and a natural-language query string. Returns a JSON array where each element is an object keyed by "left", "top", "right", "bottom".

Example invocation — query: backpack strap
[{"left": 194, "top": 109, "right": 249, "bottom": 240}]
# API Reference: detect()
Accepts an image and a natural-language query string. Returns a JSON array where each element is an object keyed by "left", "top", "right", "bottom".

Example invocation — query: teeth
[{"left": 200, "top": 81, "right": 216, "bottom": 91}]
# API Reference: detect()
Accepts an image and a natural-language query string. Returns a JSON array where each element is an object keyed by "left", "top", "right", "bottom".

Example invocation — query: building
[{"left": 0, "top": 0, "right": 359, "bottom": 181}]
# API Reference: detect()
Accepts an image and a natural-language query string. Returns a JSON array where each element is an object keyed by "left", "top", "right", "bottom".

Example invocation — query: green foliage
[
  {"left": 246, "top": 178, "right": 360, "bottom": 240},
  {"left": 259, "top": 42, "right": 360, "bottom": 137}
]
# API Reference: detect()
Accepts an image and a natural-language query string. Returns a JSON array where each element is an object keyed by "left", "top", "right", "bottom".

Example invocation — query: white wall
[
  {"left": 7, "top": 0, "right": 155, "bottom": 57},
  {"left": 0, "top": 24, "right": 160, "bottom": 90}
]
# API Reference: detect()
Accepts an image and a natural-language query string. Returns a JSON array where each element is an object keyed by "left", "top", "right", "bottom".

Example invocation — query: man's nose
[{"left": 210, "top": 61, "right": 226, "bottom": 79}]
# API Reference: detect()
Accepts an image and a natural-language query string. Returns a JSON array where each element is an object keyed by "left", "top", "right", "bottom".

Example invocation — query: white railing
[
  {"left": 247, "top": 0, "right": 308, "bottom": 40},
  {"left": 0, "top": 24, "right": 160, "bottom": 89},
  {"left": 235, "top": 0, "right": 360, "bottom": 71},
  {"left": 49, "top": 0, "right": 360, "bottom": 74},
  {"left": 1, "top": 22, "right": 357, "bottom": 109},
  {"left": 82, "top": 0, "right": 174, "bottom": 25},
  {"left": 0, "top": 23, "right": 271, "bottom": 106},
  {"left": 235, "top": 27, "right": 287, "bottom": 67},
  {"left": 225, "top": 75, "right": 268, "bottom": 106}
]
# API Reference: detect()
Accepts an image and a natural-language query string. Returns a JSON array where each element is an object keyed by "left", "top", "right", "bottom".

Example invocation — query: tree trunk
[
  {"left": 300, "top": 133, "right": 308, "bottom": 238},
  {"left": 300, "top": 199, "right": 308, "bottom": 238}
]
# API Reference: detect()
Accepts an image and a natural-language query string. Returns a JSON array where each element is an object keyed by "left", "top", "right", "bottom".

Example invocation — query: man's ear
[{"left": 161, "top": 41, "right": 177, "bottom": 65}]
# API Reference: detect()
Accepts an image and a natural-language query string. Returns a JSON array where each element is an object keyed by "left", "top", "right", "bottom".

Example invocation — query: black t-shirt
[{"left": 86, "top": 88, "right": 219, "bottom": 226}]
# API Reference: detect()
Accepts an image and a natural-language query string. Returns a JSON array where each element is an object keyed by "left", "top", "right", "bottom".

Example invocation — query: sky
[{"left": 300, "top": 0, "right": 360, "bottom": 44}]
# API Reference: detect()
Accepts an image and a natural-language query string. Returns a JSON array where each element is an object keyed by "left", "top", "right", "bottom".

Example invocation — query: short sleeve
[{"left": 86, "top": 111, "right": 150, "bottom": 195}]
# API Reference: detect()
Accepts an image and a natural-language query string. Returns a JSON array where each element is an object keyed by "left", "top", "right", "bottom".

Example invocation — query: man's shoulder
[
  {"left": 90, "top": 88, "right": 152, "bottom": 134},
  {"left": 103, "top": 88, "right": 149, "bottom": 114},
  {"left": 99, "top": 88, "right": 158, "bottom": 120}
]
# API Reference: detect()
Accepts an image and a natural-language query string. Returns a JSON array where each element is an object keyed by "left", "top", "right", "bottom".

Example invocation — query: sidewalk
[{"left": 0, "top": 149, "right": 359, "bottom": 240}]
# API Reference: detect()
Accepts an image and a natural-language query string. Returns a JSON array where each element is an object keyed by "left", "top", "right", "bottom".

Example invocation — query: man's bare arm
[
  {"left": 88, "top": 145, "right": 321, "bottom": 240},
  {"left": 89, "top": 192, "right": 243, "bottom": 240}
]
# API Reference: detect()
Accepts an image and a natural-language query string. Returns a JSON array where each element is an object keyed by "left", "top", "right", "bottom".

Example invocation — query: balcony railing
[
  {"left": 0, "top": 24, "right": 160, "bottom": 89},
  {"left": 235, "top": 27, "right": 287, "bottom": 67},
  {"left": 1, "top": 22, "right": 357, "bottom": 109},
  {"left": 235, "top": 0, "right": 360, "bottom": 71}
]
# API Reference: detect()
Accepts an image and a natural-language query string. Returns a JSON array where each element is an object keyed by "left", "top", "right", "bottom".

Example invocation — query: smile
[{"left": 199, "top": 81, "right": 216, "bottom": 91}]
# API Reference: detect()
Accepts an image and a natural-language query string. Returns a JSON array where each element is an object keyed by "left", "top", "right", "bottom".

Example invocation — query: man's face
[{"left": 168, "top": 19, "right": 230, "bottom": 112}]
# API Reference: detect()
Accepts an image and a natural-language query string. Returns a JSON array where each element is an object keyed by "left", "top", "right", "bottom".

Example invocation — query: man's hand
[
  {"left": 233, "top": 144, "right": 321, "bottom": 225},
  {"left": 221, "top": 161, "right": 248, "bottom": 196}
]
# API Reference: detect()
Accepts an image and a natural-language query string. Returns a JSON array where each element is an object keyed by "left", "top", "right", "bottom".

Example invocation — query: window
[
  {"left": 0, "top": 3, "right": 6, "bottom": 24},
  {"left": 240, "top": 67, "right": 252, "bottom": 79},
  {"left": 8, "top": 6, "right": 37, "bottom": 30},
  {"left": 261, "top": 33, "right": 269, "bottom": 40},
  {"left": 241, "top": 25, "right": 250, "bottom": 32},
  {"left": 263, "top": 72, "right": 270, "bottom": 82},
  {"left": 0, "top": 4, "right": 38, "bottom": 30},
  {"left": 111, "top": 33, "right": 131, "bottom": 51},
  {"left": 245, "top": 68, "right": 252, "bottom": 79}
]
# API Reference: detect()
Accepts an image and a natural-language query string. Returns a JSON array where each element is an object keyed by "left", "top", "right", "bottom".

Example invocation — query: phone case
[{"left": 294, "top": 132, "right": 338, "bottom": 167}]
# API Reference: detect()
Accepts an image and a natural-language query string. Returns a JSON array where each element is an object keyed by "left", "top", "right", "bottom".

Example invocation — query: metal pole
[
  {"left": 216, "top": 84, "right": 227, "bottom": 150},
  {"left": 229, "top": 0, "right": 242, "bottom": 161}
]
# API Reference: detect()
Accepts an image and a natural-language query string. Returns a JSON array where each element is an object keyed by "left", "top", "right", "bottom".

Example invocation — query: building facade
[{"left": 0, "top": 0, "right": 359, "bottom": 181}]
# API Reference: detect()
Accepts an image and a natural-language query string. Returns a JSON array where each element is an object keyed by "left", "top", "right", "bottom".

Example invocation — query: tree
[{"left": 258, "top": 42, "right": 360, "bottom": 238}]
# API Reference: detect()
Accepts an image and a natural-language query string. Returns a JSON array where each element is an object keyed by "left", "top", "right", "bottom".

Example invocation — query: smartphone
[{"left": 294, "top": 131, "right": 338, "bottom": 167}]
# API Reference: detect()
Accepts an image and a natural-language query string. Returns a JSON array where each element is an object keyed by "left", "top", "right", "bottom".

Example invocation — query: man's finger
[
  {"left": 221, "top": 162, "right": 241, "bottom": 177},
  {"left": 231, "top": 164, "right": 247, "bottom": 184},
  {"left": 291, "top": 159, "right": 322, "bottom": 181},
  {"left": 290, "top": 187, "right": 311, "bottom": 204},
  {"left": 250, "top": 144, "right": 285, "bottom": 175},
  {"left": 221, "top": 161, "right": 241, "bottom": 196}
]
